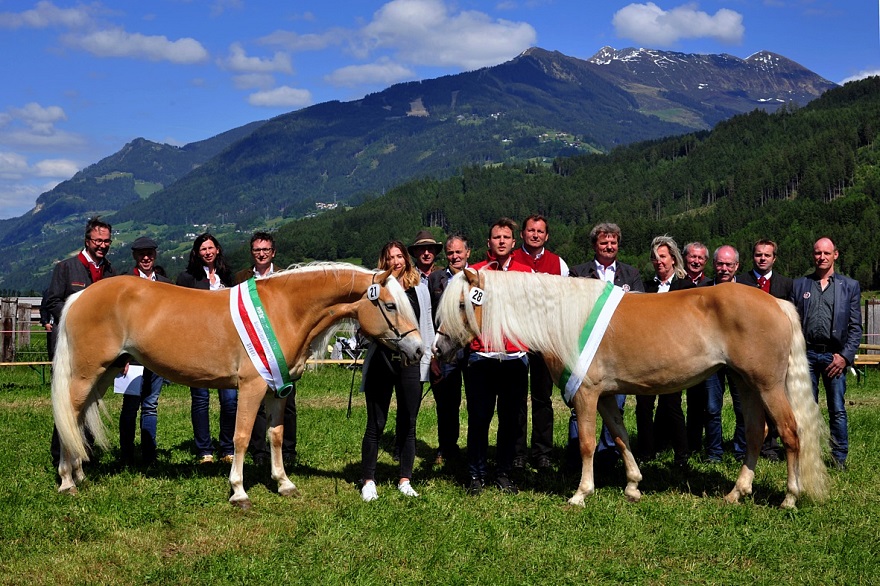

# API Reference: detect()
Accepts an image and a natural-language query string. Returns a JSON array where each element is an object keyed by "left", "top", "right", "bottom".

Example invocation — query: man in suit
[
  {"left": 119, "top": 237, "right": 171, "bottom": 466},
  {"left": 790, "top": 237, "right": 861, "bottom": 470},
  {"left": 428, "top": 234, "right": 470, "bottom": 465},
  {"left": 682, "top": 241, "right": 712, "bottom": 454},
  {"left": 683, "top": 241, "right": 711, "bottom": 286},
  {"left": 738, "top": 239, "right": 794, "bottom": 460},
  {"left": 236, "top": 232, "right": 297, "bottom": 467},
  {"left": 46, "top": 217, "right": 117, "bottom": 467},
  {"left": 570, "top": 223, "right": 644, "bottom": 469},
  {"left": 511, "top": 214, "right": 569, "bottom": 470},
  {"left": 699, "top": 245, "right": 746, "bottom": 462}
]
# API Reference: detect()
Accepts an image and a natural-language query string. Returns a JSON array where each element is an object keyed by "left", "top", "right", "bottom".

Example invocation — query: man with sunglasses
[
  {"left": 45, "top": 217, "right": 117, "bottom": 467},
  {"left": 235, "top": 232, "right": 297, "bottom": 467}
]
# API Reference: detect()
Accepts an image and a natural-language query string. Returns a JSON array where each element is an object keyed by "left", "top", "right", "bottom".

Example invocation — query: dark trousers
[
  {"left": 465, "top": 356, "right": 528, "bottom": 479},
  {"left": 515, "top": 352, "right": 554, "bottom": 462},
  {"left": 636, "top": 391, "right": 688, "bottom": 463},
  {"left": 432, "top": 358, "right": 464, "bottom": 455},
  {"left": 686, "top": 383, "right": 708, "bottom": 454},
  {"left": 361, "top": 355, "right": 422, "bottom": 481},
  {"left": 248, "top": 387, "right": 297, "bottom": 461}
]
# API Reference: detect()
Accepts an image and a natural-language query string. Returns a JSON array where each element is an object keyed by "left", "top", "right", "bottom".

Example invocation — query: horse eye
[
  {"left": 459, "top": 303, "right": 465, "bottom": 311},
  {"left": 384, "top": 302, "right": 396, "bottom": 311}
]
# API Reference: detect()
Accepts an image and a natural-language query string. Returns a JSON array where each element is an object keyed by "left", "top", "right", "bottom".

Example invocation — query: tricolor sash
[
  {"left": 230, "top": 279, "right": 294, "bottom": 398},
  {"left": 558, "top": 282, "right": 624, "bottom": 404}
]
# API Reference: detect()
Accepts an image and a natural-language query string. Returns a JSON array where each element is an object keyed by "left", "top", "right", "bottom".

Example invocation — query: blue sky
[{"left": 1, "top": 0, "right": 877, "bottom": 219}]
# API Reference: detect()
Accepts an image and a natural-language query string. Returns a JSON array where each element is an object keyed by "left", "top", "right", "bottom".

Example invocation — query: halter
[{"left": 369, "top": 273, "right": 419, "bottom": 346}]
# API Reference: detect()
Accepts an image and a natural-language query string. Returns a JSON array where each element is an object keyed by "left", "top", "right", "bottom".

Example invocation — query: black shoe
[
  {"left": 467, "top": 476, "right": 485, "bottom": 495},
  {"left": 534, "top": 455, "right": 552, "bottom": 470},
  {"left": 495, "top": 475, "right": 519, "bottom": 495},
  {"left": 761, "top": 450, "right": 780, "bottom": 462},
  {"left": 512, "top": 456, "right": 527, "bottom": 470}
]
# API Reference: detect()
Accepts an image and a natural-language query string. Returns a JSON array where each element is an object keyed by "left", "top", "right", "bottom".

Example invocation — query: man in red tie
[
  {"left": 44, "top": 217, "right": 117, "bottom": 467},
  {"left": 738, "top": 239, "right": 793, "bottom": 299},
  {"left": 737, "top": 239, "right": 793, "bottom": 460}
]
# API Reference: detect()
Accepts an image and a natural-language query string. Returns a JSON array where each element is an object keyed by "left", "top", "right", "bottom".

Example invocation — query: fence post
[
  {"left": 16, "top": 303, "right": 32, "bottom": 348},
  {"left": 1, "top": 298, "right": 15, "bottom": 362},
  {"left": 865, "top": 299, "right": 880, "bottom": 350}
]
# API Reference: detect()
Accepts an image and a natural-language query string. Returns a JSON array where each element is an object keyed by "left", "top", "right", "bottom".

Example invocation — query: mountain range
[{"left": 0, "top": 46, "right": 837, "bottom": 293}]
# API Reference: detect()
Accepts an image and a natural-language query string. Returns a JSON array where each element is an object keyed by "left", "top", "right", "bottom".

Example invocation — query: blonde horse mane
[{"left": 438, "top": 270, "right": 607, "bottom": 366}]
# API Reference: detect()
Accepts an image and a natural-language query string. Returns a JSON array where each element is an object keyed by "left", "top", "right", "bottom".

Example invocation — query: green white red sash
[
  {"left": 559, "top": 281, "right": 624, "bottom": 404},
  {"left": 230, "top": 279, "right": 294, "bottom": 398}
]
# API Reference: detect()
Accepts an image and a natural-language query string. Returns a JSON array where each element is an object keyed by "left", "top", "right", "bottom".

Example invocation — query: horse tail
[
  {"left": 778, "top": 299, "right": 830, "bottom": 502},
  {"left": 51, "top": 290, "right": 109, "bottom": 462}
]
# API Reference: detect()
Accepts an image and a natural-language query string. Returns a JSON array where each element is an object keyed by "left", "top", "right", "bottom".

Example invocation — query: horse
[
  {"left": 52, "top": 263, "right": 423, "bottom": 509},
  {"left": 433, "top": 268, "right": 829, "bottom": 509}
]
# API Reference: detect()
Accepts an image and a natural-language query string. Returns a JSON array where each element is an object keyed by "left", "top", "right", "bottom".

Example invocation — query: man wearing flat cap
[
  {"left": 119, "top": 236, "right": 171, "bottom": 466},
  {"left": 408, "top": 230, "right": 443, "bottom": 283}
]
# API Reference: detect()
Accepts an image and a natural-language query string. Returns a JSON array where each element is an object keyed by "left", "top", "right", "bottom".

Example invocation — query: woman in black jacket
[{"left": 176, "top": 233, "right": 238, "bottom": 464}]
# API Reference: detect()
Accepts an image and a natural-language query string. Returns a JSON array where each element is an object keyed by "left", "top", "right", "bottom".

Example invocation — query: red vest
[
  {"left": 512, "top": 247, "right": 563, "bottom": 275},
  {"left": 469, "top": 257, "right": 531, "bottom": 353}
]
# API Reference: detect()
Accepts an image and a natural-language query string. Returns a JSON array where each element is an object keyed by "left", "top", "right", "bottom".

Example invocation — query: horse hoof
[
  {"left": 280, "top": 486, "right": 301, "bottom": 498},
  {"left": 230, "top": 498, "right": 252, "bottom": 510},
  {"left": 567, "top": 496, "right": 586, "bottom": 507},
  {"left": 624, "top": 490, "right": 642, "bottom": 503}
]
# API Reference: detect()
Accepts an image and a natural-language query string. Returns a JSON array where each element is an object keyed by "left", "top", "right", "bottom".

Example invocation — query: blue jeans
[
  {"left": 705, "top": 370, "right": 745, "bottom": 459},
  {"left": 119, "top": 369, "right": 163, "bottom": 463},
  {"left": 190, "top": 387, "right": 238, "bottom": 458},
  {"left": 807, "top": 350, "right": 849, "bottom": 462},
  {"left": 595, "top": 394, "right": 626, "bottom": 454}
]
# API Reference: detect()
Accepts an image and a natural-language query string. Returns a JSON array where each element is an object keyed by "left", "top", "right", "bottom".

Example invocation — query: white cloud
[
  {"left": 248, "top": 86, "right": 312, "bottom": 108},
  {"left": 325, "top": 58, "right": 416, "bottom": 87},
  {"left": 841, "top": 69, "right": 880, "bottom": 85},
  {"left": 259, "top": 29, "right": 344, "bottom": 52},
  {"left": 9, "top": 102, "right": 67, "bottom": 135},
  {"left": 0, "top": 154, "right": 80, "bottom": 219},
  {"left": 233, "top": 73, "right": 277, "bottom": 90},
  {"left": 0, "top": 1, "right": 94, "bottom": 29},
  {"left": 358, "top": 0, "right": 537, "bottom": 69},
  {"left": 33, "top": 158, "right": 79, "bottom": 178},
  {"left": 0, "top": 103, "right": 85, "bottom": 150},
  {"left": 0, "top": 152, "right": 29, "bottom": 179},
  {"left": 613, "top": 2, "right": 744, "bottom": 47},
  {"left": 220, "top": 42, "right": 293, "bottom": 74},
  {"left": 66, "top": 28, "right": 209, "bottom": 64}
]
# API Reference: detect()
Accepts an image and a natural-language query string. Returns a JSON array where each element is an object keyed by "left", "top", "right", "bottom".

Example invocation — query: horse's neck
[{"left": 272, "top": 268, "right": 367, "bottom": 328}]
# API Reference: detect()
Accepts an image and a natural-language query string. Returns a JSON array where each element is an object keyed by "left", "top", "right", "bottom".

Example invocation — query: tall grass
[{"left": 0, "top": 365, "right": 877, "bottom": 585}]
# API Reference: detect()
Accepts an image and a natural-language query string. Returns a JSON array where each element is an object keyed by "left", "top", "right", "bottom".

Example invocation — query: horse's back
[{"left": 593, "top": 283, "right": 791, "bottom": 391}]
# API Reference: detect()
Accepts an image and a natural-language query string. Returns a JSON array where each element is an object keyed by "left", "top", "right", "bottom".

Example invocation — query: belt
[{"left": 806, "top": 343, "right": 834, "bottom": 353}]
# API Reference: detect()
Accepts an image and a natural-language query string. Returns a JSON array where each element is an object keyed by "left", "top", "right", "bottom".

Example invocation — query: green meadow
[{"left": 0, "top": 365, "right": 877, "bottom": 585}]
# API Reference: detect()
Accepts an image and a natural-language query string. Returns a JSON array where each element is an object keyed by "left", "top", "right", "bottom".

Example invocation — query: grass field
[{"left": 0, "top": 364, "right": 877, "bottom": 585}]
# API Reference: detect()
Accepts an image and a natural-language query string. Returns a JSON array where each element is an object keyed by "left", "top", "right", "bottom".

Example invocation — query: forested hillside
[{"left": 269, "top": 77, "right": 880, "bottom": 288}]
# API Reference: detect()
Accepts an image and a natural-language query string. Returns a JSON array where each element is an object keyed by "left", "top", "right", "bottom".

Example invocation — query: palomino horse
[
  {"left": 53, "top": 263, "right": 422, "bottom": 508},
  {"left": 434, "top": 269, "right": 829, "bottom": 509}
]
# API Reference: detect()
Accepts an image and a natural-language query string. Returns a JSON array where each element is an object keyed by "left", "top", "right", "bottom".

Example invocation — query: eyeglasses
[
  {"left": 252, "top": 248, "right": 274, "bottom": 254},
  {"left": 90, "top": 238, "right": 112, "bottom": 246}
]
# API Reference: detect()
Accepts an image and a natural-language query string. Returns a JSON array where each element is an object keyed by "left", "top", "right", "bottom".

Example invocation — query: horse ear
[
  {"left": 376, "top": 268, "right": 393, "bottom": 284},
  {"left": 463, "top": 267, "right": 480, "bottom": 287}
]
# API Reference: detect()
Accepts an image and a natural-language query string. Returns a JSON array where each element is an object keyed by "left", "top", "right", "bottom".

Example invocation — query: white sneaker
[
  {"left": 398, "top": 480, "right": 419, "bottom": 497},
  {"left": 361, "top": 481, "right": 378, "bottom": 502}
]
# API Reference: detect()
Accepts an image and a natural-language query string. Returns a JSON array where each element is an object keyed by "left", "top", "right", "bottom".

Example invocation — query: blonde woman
[{"left": 360, "top": 240, "right": 429, "bottom": 501}]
